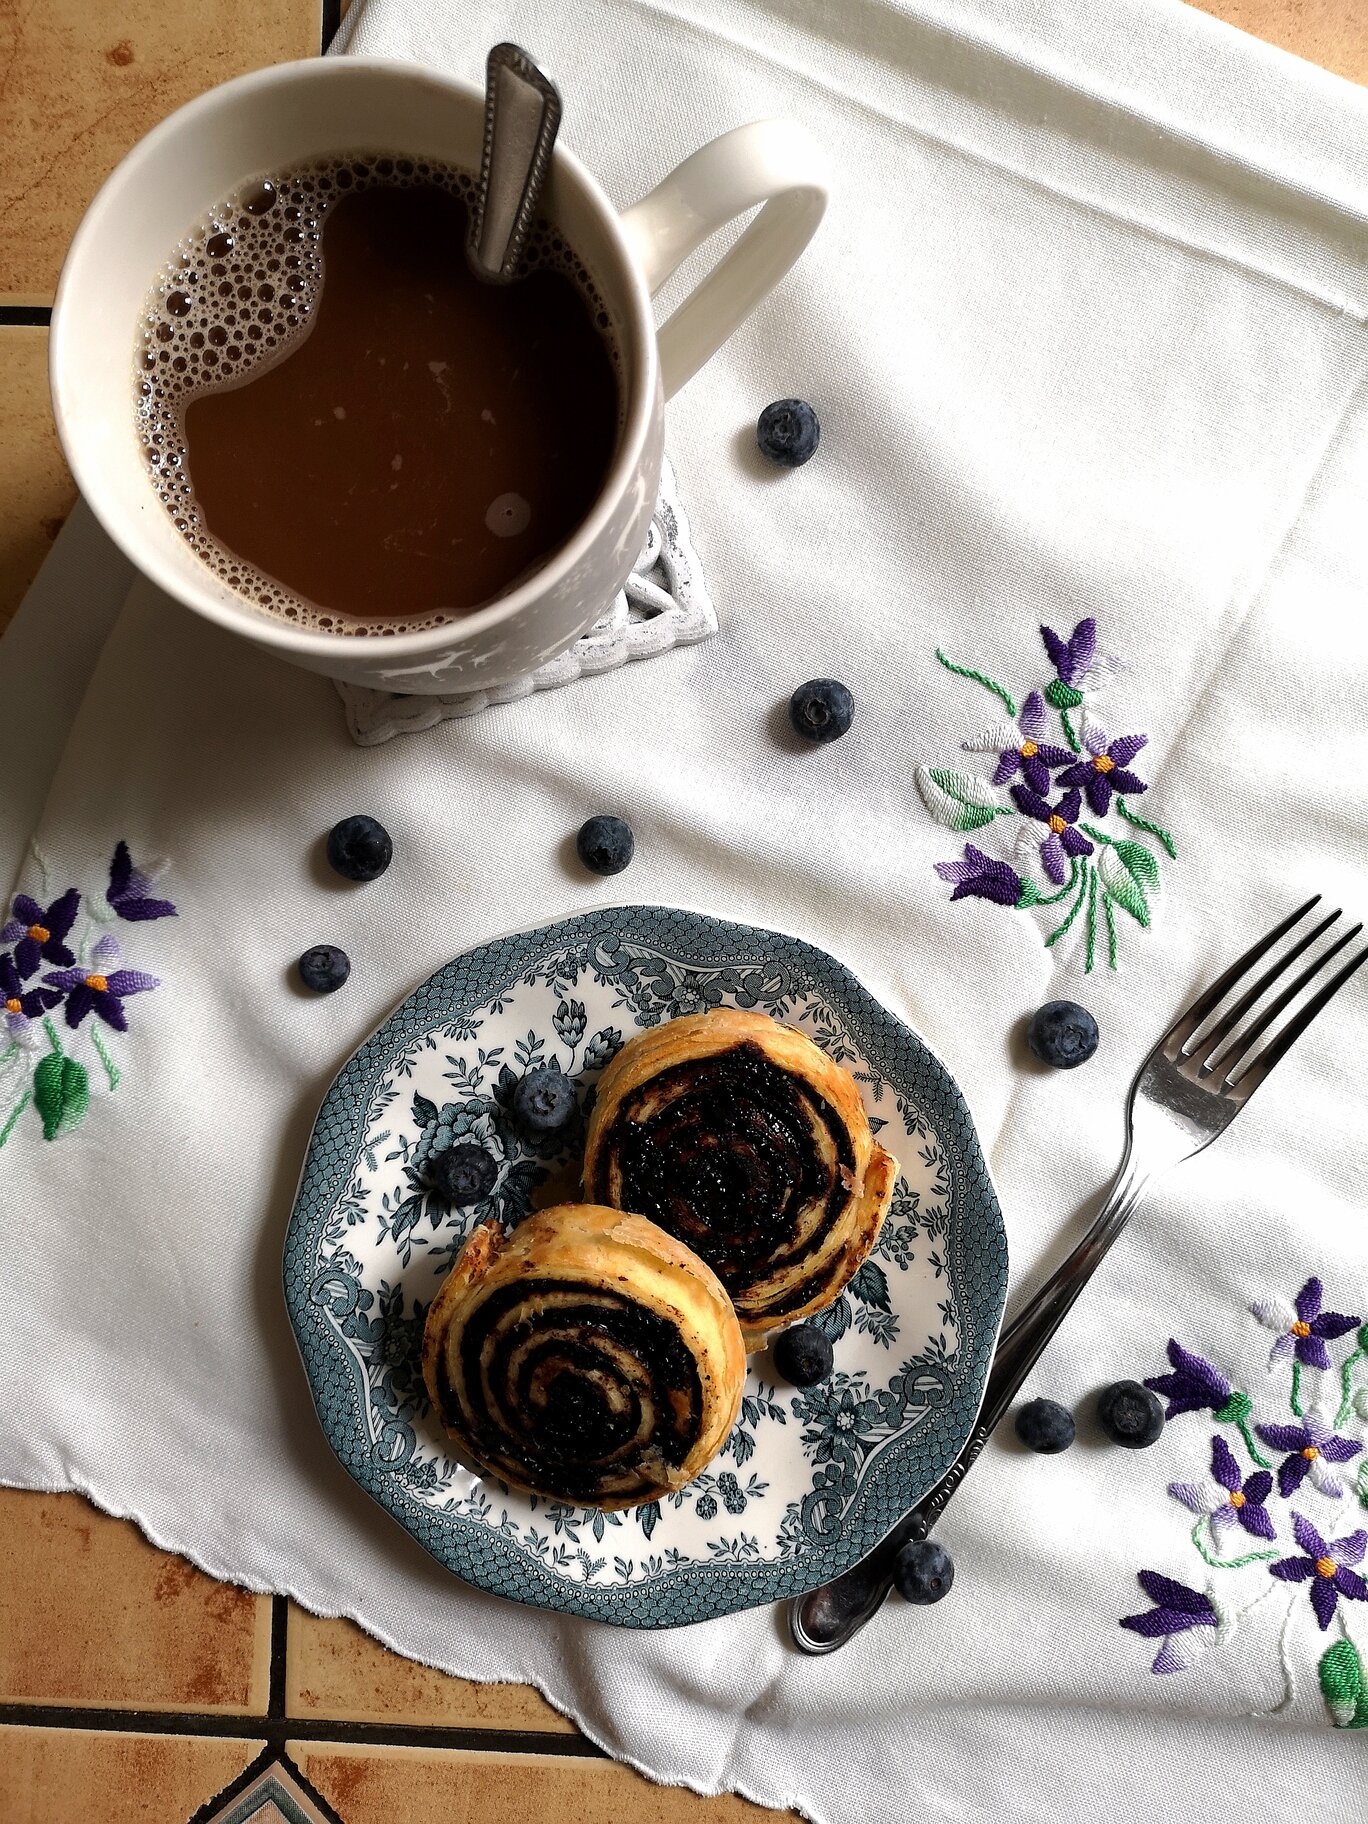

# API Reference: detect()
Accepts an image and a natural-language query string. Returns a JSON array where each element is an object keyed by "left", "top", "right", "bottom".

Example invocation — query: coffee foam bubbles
[{"left": 136, "top": 155, "right": 620, "bottom": 636}]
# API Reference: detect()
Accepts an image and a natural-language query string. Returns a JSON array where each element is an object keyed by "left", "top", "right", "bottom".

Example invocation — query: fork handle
[{"left": 789, "top": 1153, "right": 1152, "bottom": 1654}]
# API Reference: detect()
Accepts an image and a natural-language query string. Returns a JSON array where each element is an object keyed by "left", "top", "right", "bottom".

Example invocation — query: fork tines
[{"left": 1169, "top": 895, "right": 1368, "bottom": 1098}]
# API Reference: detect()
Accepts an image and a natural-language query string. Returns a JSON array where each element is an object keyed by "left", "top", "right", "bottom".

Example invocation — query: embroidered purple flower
[
  {"left": 1144, "top": 1339, "right": 1233, "bottom": 1418},
  {"left": 1042, "top": 617, "right": 1097, "bottom": 690},
  {"left": 933, "top": 844, "right": 1026, "bottom": 907},
  {"left": 1270, "top": 1513, "right": 1368, "bottom": 1631},
  {"left": 1256, "top": 1404, "right": 1362, "bottom": 1500},
  {"left": 1169, "top": 1436, "right": 1275, "bottom": 1541},
  {"left": 961, "top": 691, "right": 1073, "bottom": 797},
  {"left": 1057, "top": 715, "right": 1148, "bottom": 816},
  {"left": 106, "top": 841, "right": 176, "bottom": 922},
  {"left": 1251, "top": 1277, "right": 1359, "bottom": 1373},
  {"left": 1, "top": 888, "right": 80, "bottom": 976},
  {"left": 1011, "top": 784, "right": 1094, "bottom": 885},
  {"left": 0, "top": 952, "right": 62, "bottom": 1045},
  {"left": 1119, "top": 1569, "right": 1218, "bottom": 1673},
  {"left": 43, "top": 933, "right": 158, "bottom": 1034}
]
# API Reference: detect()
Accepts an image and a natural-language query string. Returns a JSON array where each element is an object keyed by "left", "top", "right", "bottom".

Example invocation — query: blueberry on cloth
[
  {"left": 297, "top": 944, "right": 350, "bottom": 994},
  {"left": 1027, "top": 1000, "right": 1099, "bottom": 1070},
  {"left": 326, "top": 814, "right": 393, "bottom": 882},
  {"left": 1098, "top": 1380, "right": 1165, "bottom": 1449},
  {"left": 789, "top": 678, "right": 854, "bottom": 744},
  {"left": 1015, "top": 1396, "right": 1075, "bottom": 1454},
  {"left": 773, "top": 1323, "right": 834, "bottom": 1388},
  {"left": 432, "top": 1143, "right": 498, "bottom": 1206},
  {"left": 756, "top": 398, "right": 820, "bottom": 467},
  {"left": 894, "top": 1538, "right": 955, "bottom": 1605},
  {"left": 576, "top": 815, "right": 634, "bottom": 876},
  {"left": 513, "top": 1066, "right": 576, "bottom": 1137}
]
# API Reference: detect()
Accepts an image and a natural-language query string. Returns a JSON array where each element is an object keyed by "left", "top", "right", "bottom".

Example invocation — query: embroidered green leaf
[
  {"left": 33, "top": 1052, "right": 66, "bottom": 1142},
  {"left": 1045, "top": 678, "right": 1084, "bottom": 711},
  {"left": 1015, "top": 879, "right": 1040, "bottom": 908},
  {"left": 1098, "top": 839, "right": 1159, "bottom": 926},
  {"left": 916, "top": 767, "right": 1008, "bottom": 833},
  {"left": 34, "top": 1053, "right": 88, "bottom": 1142},
  {"left": 1357, "top": 1457, "right": 1368, "bottom": 1514},
  {"left": 62, "top": 1060, "right": 90, "bottom": 1131},
  {"left": 1319, "top": 1639, "right": 1368, "bottom": 1728}
]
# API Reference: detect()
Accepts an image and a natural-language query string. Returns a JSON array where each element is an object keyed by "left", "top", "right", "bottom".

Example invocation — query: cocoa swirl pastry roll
[
  {"left": 583, "top": 1008, "right": 898, "bottom": 1349},
  {"left": 421, "top": 1204, "right": 745, "bottom": 1508}
]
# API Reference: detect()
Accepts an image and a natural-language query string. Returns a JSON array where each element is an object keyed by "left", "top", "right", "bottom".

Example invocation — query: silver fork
[{"left": 790, "top": 894, "right": 1368, "bottom": 1655}]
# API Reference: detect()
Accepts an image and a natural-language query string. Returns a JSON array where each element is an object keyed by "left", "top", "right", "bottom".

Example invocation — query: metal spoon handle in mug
[
  {"left": 619, "top": 119, "right": 829, "bottom": 399},
  {"left": 468, "top": 43, "right": 562, "bottom": 284}
]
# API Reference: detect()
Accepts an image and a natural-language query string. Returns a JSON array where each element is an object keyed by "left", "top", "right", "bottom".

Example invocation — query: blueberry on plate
[
  {"left": 326, "top": 813, "right": 393, "bottom": 882},
  {"left": 789, "top": 678, "right": 854, "bottom": 744},
  {"left": 1027, "top": 1000, "right": 1099, "bottom": 1070},
  {"left": 432, "top": 1143, "right": 498, "bottom": 1206},
  {"left": 576, "top": 814, "right": 634, "bottom": 876},
  {"left": 1014, "top": 1396, "right": 1075, "bottom": 1454},
  {"left": 1098, "top": 1379, "right": 1165, "bottom": 1449},
  {"left": 512, "top": 1065, "right": 576, "bottom": 1137},
  {"left": 756, "top": 398, "right": 820, "bottom": 467},
  {"left": 773, "top": 1323, "right": 834, "bottom": 1388},
  {"left": 894, "top": 1538, "right": 954, "bottom": 1605},
  {"left": 297, "top": 944, "right": 350, "bottom": 994}
]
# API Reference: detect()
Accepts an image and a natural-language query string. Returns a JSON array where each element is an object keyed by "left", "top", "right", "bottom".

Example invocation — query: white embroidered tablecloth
[{"left": 4, "top": 2, "right": 1368, "bottom": 1817}]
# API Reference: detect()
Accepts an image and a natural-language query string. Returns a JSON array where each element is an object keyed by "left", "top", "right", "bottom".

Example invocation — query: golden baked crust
[
  {"left": 582, "top": 1008, "right": 897, "bottom": 1349},
  {"left": 421, "top": 1203, "right": 745, "bottom": 1509}
]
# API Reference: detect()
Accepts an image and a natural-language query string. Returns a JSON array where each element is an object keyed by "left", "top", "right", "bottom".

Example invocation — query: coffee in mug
[{"left": 136, "top": 155, "right": 621, "bottom": 635}]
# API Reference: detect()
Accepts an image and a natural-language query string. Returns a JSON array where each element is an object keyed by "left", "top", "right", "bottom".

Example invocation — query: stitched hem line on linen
[{"left": 612, "top": 0, "right": 1368, "bottom": 319}]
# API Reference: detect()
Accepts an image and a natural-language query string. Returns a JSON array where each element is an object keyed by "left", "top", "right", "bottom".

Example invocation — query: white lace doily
[{"left": 336, "top": 460, "right": 714, "bottom": 745}]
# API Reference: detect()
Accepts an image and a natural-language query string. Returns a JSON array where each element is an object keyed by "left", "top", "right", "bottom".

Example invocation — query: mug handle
[{"left": 618, "top": 120, "right": 829, "bottom": 400}]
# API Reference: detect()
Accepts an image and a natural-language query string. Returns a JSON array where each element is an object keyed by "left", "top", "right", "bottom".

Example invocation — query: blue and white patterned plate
[{"left": 284, "top": 908, "right": 1008, "bottom": 1627}]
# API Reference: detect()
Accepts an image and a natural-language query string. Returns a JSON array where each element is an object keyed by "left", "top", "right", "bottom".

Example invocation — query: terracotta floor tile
[
  {"left": 0, "top": 1726, "right": 264, "bottom": 1824},
  {"left": 293, "top": 1744, "right": 795, "bottom": 1824},
  {"left": 0, "top": 1488, "right": 273, "bottom": 1713},
  {"left": 0, "top": 326, "right": 74, "bottom": 635},
  {"left": 285, "top": 1606, "right": 576, "bottom": 1733},
  {"left": 0, "top": 0, "right": 322, "bottom": 303},
  {"left": 1187, "top": 0, "right": 1368, "bottom": 82}
]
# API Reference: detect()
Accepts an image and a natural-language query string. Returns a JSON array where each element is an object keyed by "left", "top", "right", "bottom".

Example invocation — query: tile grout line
[
  {"left": 0, "top": 306, "right": 51, "bottom": 326},
  {"left": 0, "top": 1701, "right": 605, "bottom": 1757},
  {"left": 269, "top": 1595, "right": 288, "bottom": 1719},
  {"left": 320, "top": 0, "right": 341, "bottom": 54}
]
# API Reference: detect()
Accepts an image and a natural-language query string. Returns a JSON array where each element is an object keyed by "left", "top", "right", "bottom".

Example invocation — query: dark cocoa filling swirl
[
  {"left": 592, "top": 1042, "right": 855, "bottom": 1295},
  {"left": 442, "top": 1278, "right": 703, "bottom": 1503}
]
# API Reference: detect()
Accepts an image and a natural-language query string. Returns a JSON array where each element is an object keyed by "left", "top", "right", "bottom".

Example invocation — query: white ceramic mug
[{"left": 50, "top": 57, "right": 827, "bottom": 694}]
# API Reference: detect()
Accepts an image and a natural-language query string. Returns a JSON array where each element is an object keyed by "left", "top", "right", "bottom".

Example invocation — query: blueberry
[
  {"left": 297, "top": 944, "right": 350, "bottom": 994},
  {"left": 1098, "top": 1380, "right": 1165, "bottom": 1449},
  {"left": 1014, "top": 1397, "right": 1076, "bottom": 1454},
  {"left": 773, "top": 1323, "right": 834, "bottom": 1388},
  {"left": 431, "top": 1143, "right": 498, "bottom": 1206},
  {"left": 512, "top": 1066, "right": 576, "bottom": 1137},
  {"left": 893, "top": 1538, "right": 954, "bottom": 1605},
  {"left": 756, "top": 398, "right": 820, "bottom": 467},
  {"left": 576, "top": 814, "right": 634, "bottom": 876},
  {"left": 1027, "top": 1000, "right": 1099, "bottom": 1070},
  {"left": 326, "top": 814, "right": 392, "bottom": 882},
  {"left": 789, "top": 678, "right": 854, "bottom": 744}
]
